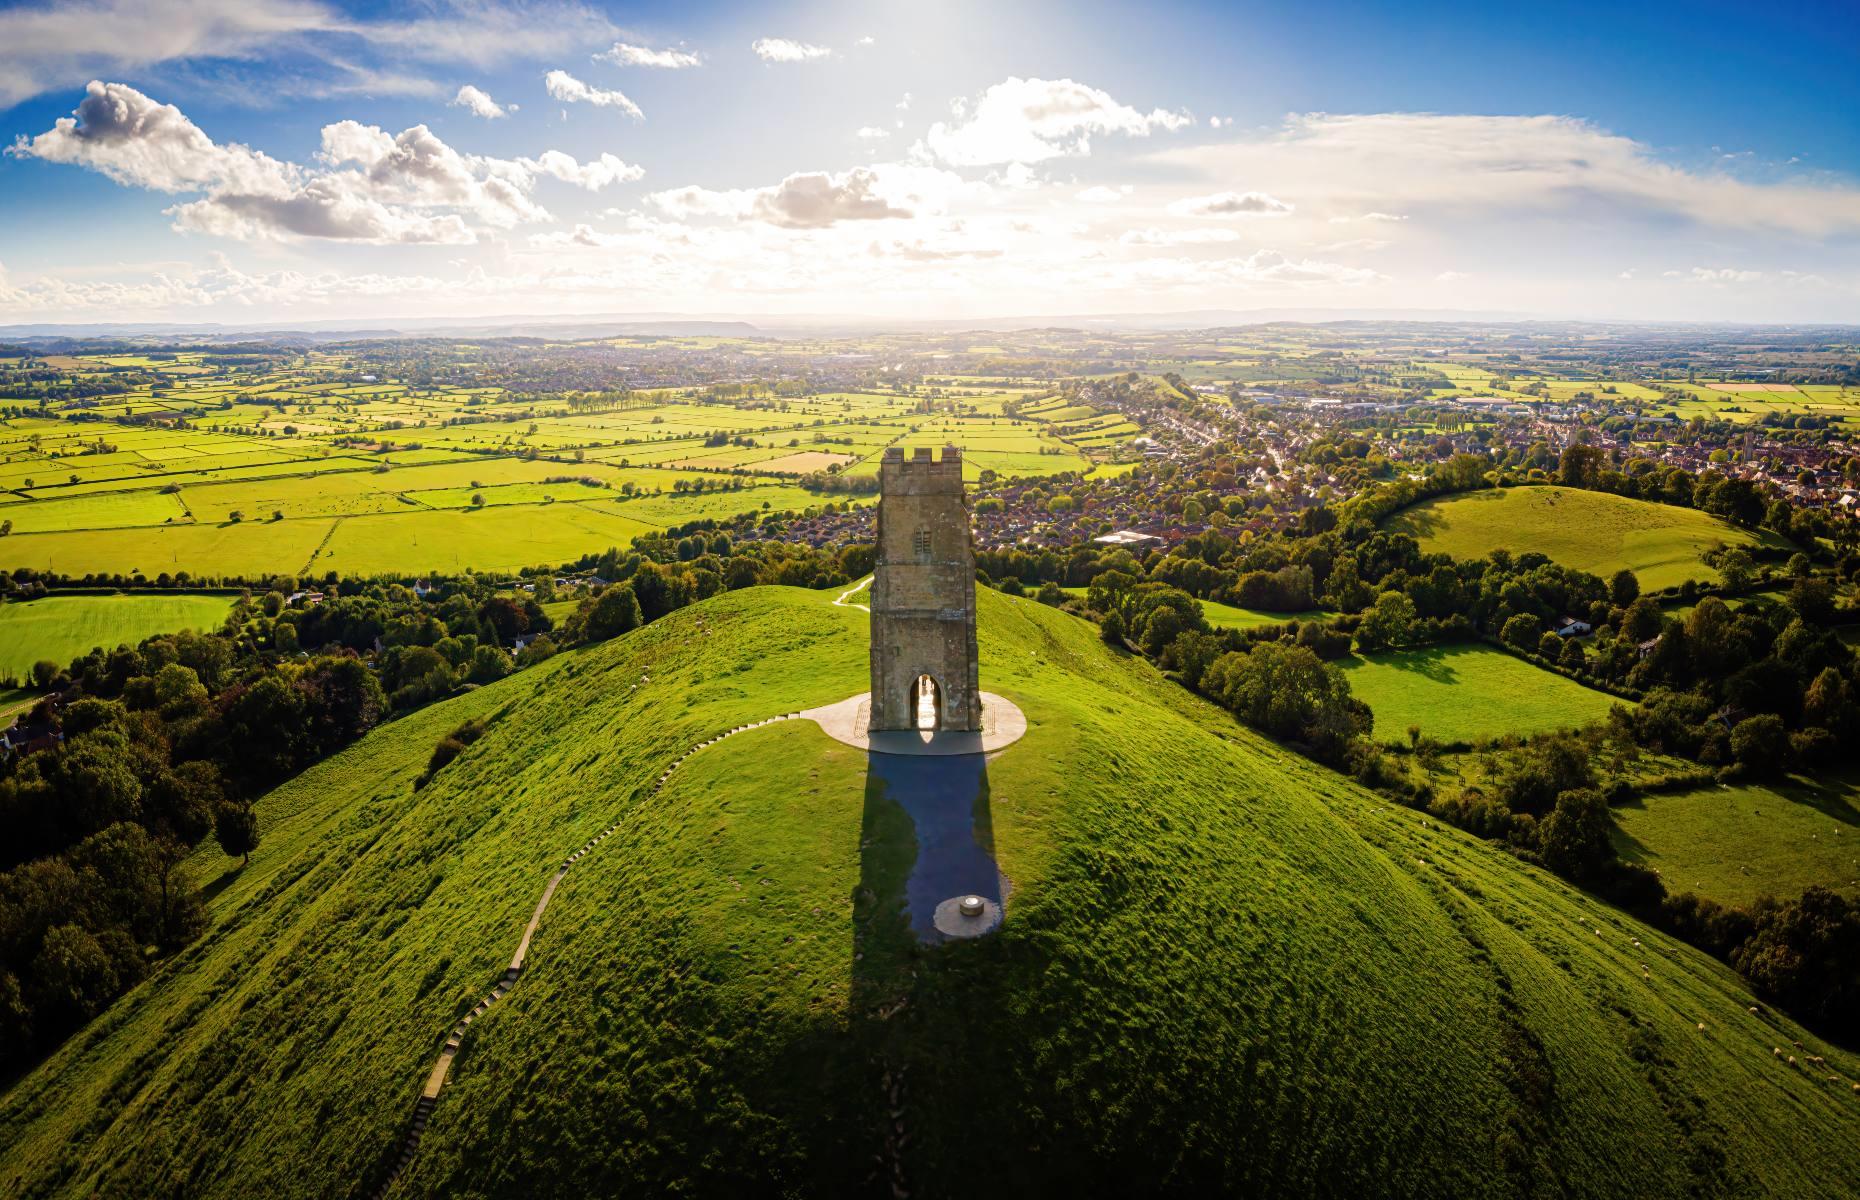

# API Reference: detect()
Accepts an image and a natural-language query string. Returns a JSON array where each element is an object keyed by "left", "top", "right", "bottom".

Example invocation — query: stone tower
[{"left": 868, "top": 445, "right": 982, "bottom": 732}]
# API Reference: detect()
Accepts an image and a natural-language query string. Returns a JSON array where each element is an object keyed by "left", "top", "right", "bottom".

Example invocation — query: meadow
[
  {"left": 1340, "top": 642, "right": 1624, "bottom": 743},
  {"left": 0, "top": 592, "right": 234, "bottom": 679},
  {"left": 0, "top": 356, "right": 1120, "bottom": 579},
  {"left": 1385, "top": 485, "right": 1788, "bottom": 590},
  {"left": 2, "top": 587, "right": 1855, "bottom": 1197},
  {"left": 1058, "top": 589, "right": 1325, "bottom": 630},
  {"left": 1612, "top": 777, "right": 1860, "bottom": 907}
]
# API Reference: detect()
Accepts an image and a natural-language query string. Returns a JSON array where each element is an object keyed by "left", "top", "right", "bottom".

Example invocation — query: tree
[
  {"left": 27, "top": 925, "right": 123, "bottom": 1031},
  {"left": 468, "top": 643, "right": 513, "bottom": 684},
  {"left": 1731, "top": 888, "right": 1860, "bottom": 1033},
  {"left": 1500, "top": 612, "right": 1538, "bottom": 648},
  {"left": 29, "top": 659, "right": 59, "bottom": 689},
  {"left": 1609, "top": 569, "right": 1640, "bottom": 608},
  {"left": 214, "top": 802, "right": 260, "bottom": 866},
  {"left": 1538, "top": 787, "right": 1615, "bottom": 878},
  {"left": 1621, "top": 597, "right": 1664, "bottom": 643},
  {"left": 585, "top": 584, "right": 643, "bottom": 641},
  {"left": 1788, "top": 576, "right": 1835, "bottom": 625},
  {"left": 1730, "top": 714, "right": 1788, "bottom": 776},
  {"left": 1717, "top": 546, "right": 1754, "bottom": 591},
  {"left": 1558, "top": 444, "right": 1604, "bottom": 489},
  {"left": 1356, "top": 591, "right": 1416, "bottom": 652}
]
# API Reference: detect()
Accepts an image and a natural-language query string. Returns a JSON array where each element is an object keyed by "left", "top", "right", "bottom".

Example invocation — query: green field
[
  {"left": 1059, "top": 588, "right": 1324, "bottom": 630},
  {"left": 0, "top": 364, "right": 1103, "bottom": 578},
  {"left": 0, "top": 592, "right": 234, "bottom": 679},
  {"left": 1341, "top": 642, "right": 1624, "bottom": 743},
  {"left": 3, "top": 586, "right": 1856, "bottom": 1197},
  {"left": 1386, "top": 486, "right": 1787, "bottom": 590},
  {"left": 1613, "top": 777, "right": 1860, "bottom": 907},
  {"left": 1200, "top": 598, "right": 1331, "bottom": 629}
]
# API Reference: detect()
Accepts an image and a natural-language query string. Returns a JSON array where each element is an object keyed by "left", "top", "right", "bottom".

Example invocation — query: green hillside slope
[
  {"left": 1385, "top": 485, "right": 1788, "bottom": 590},
  {"left": 2, "top": 587, "right": 1857, "bottom": 1198}
]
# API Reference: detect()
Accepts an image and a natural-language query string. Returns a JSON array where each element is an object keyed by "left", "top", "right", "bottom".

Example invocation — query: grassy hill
[
  {"left": 1385, "top": 486, "right": 1788, "bottom": 590},
  {"left": 1342, "top": 643, "right": 1624, "bottom": 744},
  {"left": 3, "top": 586, "right": 1859, "bottom": 1198},
  {"left": 0, "top": 592, "right": 235, "bottom": 680}
]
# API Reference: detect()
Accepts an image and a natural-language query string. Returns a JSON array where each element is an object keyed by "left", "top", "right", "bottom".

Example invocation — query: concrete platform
[{"left": 799, "top": 691, "right": 1027, "bottom": 756}]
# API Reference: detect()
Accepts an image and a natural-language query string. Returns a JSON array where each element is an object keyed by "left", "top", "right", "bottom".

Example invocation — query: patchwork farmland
[{"left": 0, "top": 351, "right": 1112, "bottom": 577}]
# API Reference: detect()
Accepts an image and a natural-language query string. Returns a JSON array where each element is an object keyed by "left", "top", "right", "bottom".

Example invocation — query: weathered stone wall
[{"left": 868, "top": 445, "right": 982, "bottom": 731}]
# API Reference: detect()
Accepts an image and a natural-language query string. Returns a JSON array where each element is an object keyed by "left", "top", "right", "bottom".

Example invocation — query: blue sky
[{"left": 1, "top": 0, "right": 1856, "bottom": 324}]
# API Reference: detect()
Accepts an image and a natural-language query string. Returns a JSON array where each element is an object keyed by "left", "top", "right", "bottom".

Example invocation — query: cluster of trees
[
  {"left": 0, "top": 648, "right": 384, "bottom": 1065},
  {"left": 1070, "top": 572, "right": 1368, "bottom": 764}
]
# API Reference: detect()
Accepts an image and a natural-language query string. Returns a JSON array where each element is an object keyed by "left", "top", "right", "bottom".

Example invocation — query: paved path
[
  {"left": 800, "top": 691, "right": 1027, "bottom": 756},
  {"left": 834, "top": 574, "right": 872, "bottom": 612}
]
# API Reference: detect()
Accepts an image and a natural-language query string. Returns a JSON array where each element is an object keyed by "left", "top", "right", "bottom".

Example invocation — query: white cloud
[
  {"left": 170, "top": 183, "right": 479, "bottom": 244},
  {"left": 855, "top": 35, "right": 875, "bottom": 48},
  {"left": 519, "top": 149, "right": 643, "bottom": 189},
  {"left": 0, "top": 0, "right": 339, "bottom": 109},
  {"left": 1168, "top": 190, "right": 1293, "bottom": 217},
  {"left": 752, "top": 37, "right": 831, "bottom": 63},
  {"left": 0, "top": 0, "right": 621, "bottom": 109},
  {"left": 1160, "top": 113, "right": 1860, "bottom": 236},
  {"left": 1076, "top": 185, "right": 1130, "bottom": 203},
  {"left": 343, "top": 1, "right": 618, "bottom": 70},
  {"left": 451, "top": 84, "right": 510, "bottom": 119},
  {"left": 1208, "top": 116, "right": 1231, "bottom": 129},
  {"left": 651, "top": 166, "right": 914, "bottom": 229},
  {"left": 924, "top": 76, "right": 1191, "bottom": 166},
  {"left": 1672, "top": 266, "right": 1764, "bottom": 283},
  {"left": 1222, "top": 249, "right": 1381, "bottom": 286},
  {"left": 1435, "top": 270, "right": 1468, "bottom": 282},
  {"left": 543, "top": 69, "right": 642, "bottom": 118},
  {"left": 8, "top": 80, "right": 295, "bottom": 194},
  {"left": 856, "top": 127, "right": 891, "bottom": 141},
  {"left": 597, "top": 41, "right": 700, "bottom": 69},
  {"left": 1118, "top": 227, "right": 1240, "bottom": 245},
  {"left": 8, "top": 81, "right": 650, "bottom": 244},
  {"left": 896, "top": 92, "right": 911, "bottom": 111}
]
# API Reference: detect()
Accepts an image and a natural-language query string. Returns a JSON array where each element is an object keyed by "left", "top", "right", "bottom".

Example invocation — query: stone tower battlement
[{"left": 868, "top": 445, "right": 982, "bottom": 732}]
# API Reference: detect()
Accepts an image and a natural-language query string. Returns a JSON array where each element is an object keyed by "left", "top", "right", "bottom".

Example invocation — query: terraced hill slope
[{"left": 2, "top": 586, "right": 1857, "bottom": 1198}]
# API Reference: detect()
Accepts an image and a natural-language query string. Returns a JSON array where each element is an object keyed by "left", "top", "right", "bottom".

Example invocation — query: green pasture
[
  {"left": 1612, "top": 776, "right": 1860, "bottom": 907},
  {"left": 1340, "top": 642, "right": 1623, "bottom": 743},
  {"left": 0, "top": 592, "right": 235, "bottom": 679},
  {"left": 1386, "top": 485, "right": 1788, "bottom": 590}
]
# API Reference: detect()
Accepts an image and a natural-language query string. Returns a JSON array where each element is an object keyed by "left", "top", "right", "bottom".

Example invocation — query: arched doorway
[{"left": 911, "top": 674, "right": 944, "bottom": 731}]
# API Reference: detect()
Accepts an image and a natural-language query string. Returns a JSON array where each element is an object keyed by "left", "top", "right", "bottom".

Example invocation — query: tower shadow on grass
[{"left": 846, "top": 748, "right": 1004, "bottom": 1191}]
